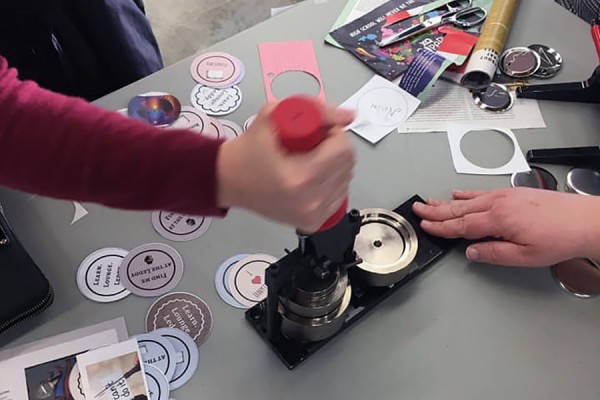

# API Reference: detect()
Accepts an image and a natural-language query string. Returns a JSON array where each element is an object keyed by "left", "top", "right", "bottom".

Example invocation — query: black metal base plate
[{"left": 245, "top": 195, "right": 456, "bottom": 369}]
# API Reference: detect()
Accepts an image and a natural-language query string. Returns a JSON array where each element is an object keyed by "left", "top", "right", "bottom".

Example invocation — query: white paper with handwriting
[{"left": 341, "top": 75, "right": 420, "bottom": 144}]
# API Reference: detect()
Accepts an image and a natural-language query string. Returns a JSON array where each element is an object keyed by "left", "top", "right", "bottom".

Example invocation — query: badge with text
[
  {"left": 68, "top": 363, "right": 86, "bottom": 400},
  {"left": 165, "top": 105, "right": 211, "bottom": 133},
  {"left": 143, "top": 364, "right": 170, "bottom": 400},
  {"left": 151, "top": 211, "right": 211, "bottom": 242},
  {"left": 119, "top": 243, "right": 184, "bottom": 297},
  {"left": 243, "top": 114, "right": 257, "bottom": 131},
  {"left": 214, "top": 254, "right": 249, "bottom": 308},
  {"left": 146, "top": 292, "right": 213, "bottom": 347},
  {"left": 190, "top": 52, "right": 245, "bottom": 89},
  {"left": 152, "top": 328, "right": 198, "bottom": 390},
  {"left": 217, "top": 119, "right": 243, "bottom": 139},
  {"left": 134, "top": 332, "right": 177, "bottom": 381},
  {"left": 76, "top": 247, "right": 131, "bottom": 303},
  {"left": 226, "top": 254, "right": 277, "bottom": 308},
  {"left": 190, "top": 84, "right": 243, "bottom": 116}
]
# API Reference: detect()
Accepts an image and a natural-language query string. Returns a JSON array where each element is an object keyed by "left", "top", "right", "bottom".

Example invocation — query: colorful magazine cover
[{"left": 329, "top": 0, "right": 493, "bottom": 80}]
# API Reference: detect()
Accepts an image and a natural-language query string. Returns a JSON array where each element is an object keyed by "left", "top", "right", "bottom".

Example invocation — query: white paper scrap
[
  {"left": 341, "top": 75, "right": 421, "bottom": 144},
  {"left": 398, "top": 80, "right": 546, "bottom": 133},
  {"left": 447, "top": 124, "right": 531, "bottom": 175}
]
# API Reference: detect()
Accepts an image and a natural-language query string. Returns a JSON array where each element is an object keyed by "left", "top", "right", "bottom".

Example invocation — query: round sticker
[
  {"left": 217, "top": 119, "right": 243, "bottom": 139},
  {"left": 76, "top": 248, "right": 131, "bottom": 303},
  {"left": 214, "top": 254, "right": 249, "bottom": 308},
  {"left": 151, "top": 211, "right": 211, "bottom": 242},
  {"left": 204, "top": 118, "right": 226, "bottom": 139},
  {"left": 165, "top": 106, "right": 211, "bottom": 133},
  {"left": 243, "top": 114, "right": 257, "bottom": 132},
  {"left": 226, "top": 253, "right": 277, "bottom": 308},
  {"left": 146, "top": 292, "right": 213, "bottom": 347},
  {"left": 190, "top": 84, "right": 243, "bottom": 116},
  {"left": 128, "top": 92, "right": 182, "bottom": 127},
  {"left": 357, "top": 87, "right": 410, "bottom": 126},
  {"left": 68, "top": 362, "right": 86, "bottom": 400},
  {"left": 144, "top": 364, "right": 170, "bottom": 400},
  {"left": 119, "top": 243, "right": 184, "bottom": 297},
  {"left": 190, "top": 52, "right": 245, "bottom": 89},
  {"left": 153, "top": 328, "right": 199, "bottom": 391},
  {"left": 134, "top": 332, "right": 177, "bottom": 380}
]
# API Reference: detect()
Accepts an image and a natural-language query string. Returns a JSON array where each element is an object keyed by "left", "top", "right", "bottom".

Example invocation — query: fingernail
[
  {"left": 413, "top": 202, "right": 424, "bottom": 210},
  {"left": 466, "top": 247, "right": 479, "bottom": 260},
  {"left": 453, "top": 189, "right": 464, "bottom": 195},
  {"left": 420, "top": 220, "right": 432, "bottom": 228}
]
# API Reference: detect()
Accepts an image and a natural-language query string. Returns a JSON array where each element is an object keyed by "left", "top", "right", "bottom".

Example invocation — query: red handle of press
[
  {"left": 592, "top": 20, "right": 600, "bottom": 62},
  {"left": 271, "top": 96, "right": 348, "bottom": 231}
]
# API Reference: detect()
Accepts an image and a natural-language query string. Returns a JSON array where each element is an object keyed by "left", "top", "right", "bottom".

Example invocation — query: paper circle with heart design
[
  {"left": 190, "top": 84, "right": 242, "bottom": 116},
  {"left": 226, "top": 253, "right": 277, "bottom": 308},
  {"left": 356, "top": 87, "right": 411, "bottom": 127}
]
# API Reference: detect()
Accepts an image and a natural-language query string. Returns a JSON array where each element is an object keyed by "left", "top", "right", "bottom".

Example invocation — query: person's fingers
[
  {"left": 426, "top": 198, "right": 444, "bottom": 206},
  {"left": 452, "top": 189, "right": 489, "bottom": 200},
  {"left": 412, "top": 196, "right": 492, "bottom": 222},
  {"left": 419, "top": 212, "right": 498, "bottom": 239},
  {"left": 308, "top": 127, "right": 355, "bottom": 170},
  {"left": 465, "top": 242, "right": 538, "bottom": 267},
  {"left": 319, "top": 102, "right": 356, "bottom": 127}
]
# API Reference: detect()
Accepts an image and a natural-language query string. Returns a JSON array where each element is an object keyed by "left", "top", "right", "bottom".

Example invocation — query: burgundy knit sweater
[{"left": 0, "top": 56, "right": 226, "bottom": 216}]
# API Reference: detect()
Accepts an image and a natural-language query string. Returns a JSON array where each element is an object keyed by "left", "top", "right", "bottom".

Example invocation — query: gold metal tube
[{"left": 461, "top": 0, "right": 521, "bottom": 90}]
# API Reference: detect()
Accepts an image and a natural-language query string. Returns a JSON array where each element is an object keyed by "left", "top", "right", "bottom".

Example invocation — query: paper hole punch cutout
[
  {"left": 447, "top": 124, "right": 530, "bottom": 175},
  {"left": 258, "top": 40, "right": 326, "bottom": 102},
  {"left": 270, "top": 71, "right": 322, "bottom": 99},
  {"left": 460, "top": 129, "right": 516, "bottom": 169}
]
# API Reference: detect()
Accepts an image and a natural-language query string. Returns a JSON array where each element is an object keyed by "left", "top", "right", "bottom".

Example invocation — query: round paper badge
[
  {"left": 190, "top": 84, "right": 242, "bottom": 116},
  {"left": 134, "top": 332, "right": 177, "bottom": 380},
  {"left": 204, "top": 118, "right": 226, "bottom": 139},
  {"left": 217, "top": 119, "right": 243, "bottom": 139},
  {"left": 144, "top": 364, "right": 170, "bottom": 400},
  {"left": 243, "top": 114, "right": 257, "bottom": 132},
  {"left": 190, "top": 52, "right": 245, "bottom": 89},
  {"left": 68, "top": 362, "right": 86, "bottom": 400},
  {"left": 119, "top": 243, "right": 184, "bottom": 297},
  {"left": 128, "top": 92, "right": 182, "bottom": 127},
  {"left": 215, "top": 254, "right": 249, "bottom": 308},
  {"left": 146, "top": 292, "right": 213, "bottom": 347},
  {"left": 226, "top": 254, "right": 277, "bottom": 308},
  {"left": 152, "top": 328, "right": 199, "bottom": 391},
  {"left": 76, "top": 248, "right": 131, "bottom": 303},
  {"left": 151, "top": 211, "right": 211, "bottom": 242},
  {"left": 166, "top": 106, "right": 211, "bottom": 133}
]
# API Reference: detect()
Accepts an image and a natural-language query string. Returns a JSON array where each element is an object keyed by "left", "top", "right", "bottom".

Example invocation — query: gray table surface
[{"left": 2, "top": 0, "right": 600, "bottom": 399}]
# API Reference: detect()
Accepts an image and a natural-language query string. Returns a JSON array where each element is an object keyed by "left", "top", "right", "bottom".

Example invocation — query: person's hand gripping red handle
[{"left": 271, "top": 96, "right": 348, "bottom": 232}]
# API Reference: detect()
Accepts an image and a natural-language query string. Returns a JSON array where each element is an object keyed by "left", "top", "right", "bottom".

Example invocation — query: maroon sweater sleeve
[{"left": 0, "top": 56, "right": 226, "bottom": 216}]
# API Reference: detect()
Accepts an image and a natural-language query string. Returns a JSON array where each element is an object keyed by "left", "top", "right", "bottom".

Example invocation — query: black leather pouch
[{"left": 0, "top": 207, "right": 53, "bottom": 334}]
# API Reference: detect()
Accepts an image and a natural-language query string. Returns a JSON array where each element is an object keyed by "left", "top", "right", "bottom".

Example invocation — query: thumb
[{"left": 466, "top": 241, "right": 532, "bottom": 267}]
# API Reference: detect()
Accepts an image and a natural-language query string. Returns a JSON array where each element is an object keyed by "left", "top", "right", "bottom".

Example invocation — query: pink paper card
[{"left": 258, "top": 40, "right": 326, "bottom": 102}]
